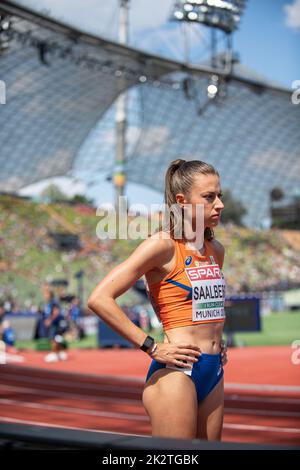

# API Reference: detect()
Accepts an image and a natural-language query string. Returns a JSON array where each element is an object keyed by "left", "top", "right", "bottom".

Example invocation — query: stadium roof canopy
[{"left": 0, "top": 0, "right": 299, "bottom": 228}]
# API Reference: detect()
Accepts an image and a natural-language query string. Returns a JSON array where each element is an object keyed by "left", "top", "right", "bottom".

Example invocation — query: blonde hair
[{"left": 163, "top": 159, "right": 219, "bottom": 241}]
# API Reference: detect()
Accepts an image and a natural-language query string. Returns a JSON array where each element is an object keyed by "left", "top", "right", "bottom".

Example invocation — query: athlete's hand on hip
[
  {"left": 220, "top": 339, "right": 228, "bottom": 366},
  {"left": 149, "top": 342, "right": 201, "bottom": 369}
]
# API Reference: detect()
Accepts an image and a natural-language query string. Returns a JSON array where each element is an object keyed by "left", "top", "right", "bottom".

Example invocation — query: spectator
[
  {"left": 0, "top": 305, "right": 17, "bottom": 353},
  {"left": 1, "top": 320, "right": 16, "bottom": 349},
  {"left": 43, "top": 289, "right": 59, "bottom": 320},
  {"left": 35, "top": 289, "right": 60, "bottom": 339},
  {"left": 67, "top": 296, "right": 85, "bottom": 340},
  {"left": 44, "top": 304, "right": 69, "bottom": 362}
]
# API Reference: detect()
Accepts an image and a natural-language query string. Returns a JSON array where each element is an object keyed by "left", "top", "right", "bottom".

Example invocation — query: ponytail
[{"left": 164, "top": 159, "right": 186, "bottom": 208}]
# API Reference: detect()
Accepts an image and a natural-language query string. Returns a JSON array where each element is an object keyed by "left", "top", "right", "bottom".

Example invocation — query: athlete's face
[{"left": 176, "top": 173, "right": 224, "bottom": 230}]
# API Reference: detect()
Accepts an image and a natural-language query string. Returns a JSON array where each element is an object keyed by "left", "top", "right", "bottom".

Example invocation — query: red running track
[{"left": 0, "top": 346, "right": 299, "bottom": 446}]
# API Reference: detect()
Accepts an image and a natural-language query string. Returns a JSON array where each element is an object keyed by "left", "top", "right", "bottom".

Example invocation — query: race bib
[{"left": 185, "top": 264, "right": 226, "bottom": 323}]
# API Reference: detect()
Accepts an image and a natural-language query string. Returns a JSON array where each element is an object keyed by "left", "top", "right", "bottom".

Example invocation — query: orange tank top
[{"left": 146, "top": 238, "right": 226, "bottom": 331}]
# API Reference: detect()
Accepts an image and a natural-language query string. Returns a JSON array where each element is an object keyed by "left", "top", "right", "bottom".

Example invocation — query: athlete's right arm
[{"left": 87, "top": 237, "right": 201, "bottom": 367}]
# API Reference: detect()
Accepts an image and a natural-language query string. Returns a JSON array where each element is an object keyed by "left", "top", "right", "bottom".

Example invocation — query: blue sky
[
  {"left": 15, "top": 0, "right": 300, "bottom": 87},
  {"left": 133, "top": 0, "right": 300, "bottom": 88},
  {"left": 16, "top": 0, "right": 300, "bottom": 220},
  {"left": 234, "top": 0, "right": 300, "bottom": 88}
]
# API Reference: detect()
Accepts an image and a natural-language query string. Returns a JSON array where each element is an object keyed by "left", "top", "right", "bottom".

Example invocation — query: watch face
[
  {"left": 143, "top": 336, "right": 154, "bottom": 351},
  {"left": 146, "top": 336, "right": 154, "bottom": 346}
]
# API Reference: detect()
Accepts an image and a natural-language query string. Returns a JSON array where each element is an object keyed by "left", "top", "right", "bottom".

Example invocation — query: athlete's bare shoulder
[
  {"left": 141, "top": 231, "right": 176, "bottom": 279},
  {"left": 123, "top": 230, "right": 174, "bottom": 279},
  {"left": 149, "top": 229, "right": 174, "bottom": 243},
  {"left": 146, "top": 230, "right": 175, "bottom": 258}
]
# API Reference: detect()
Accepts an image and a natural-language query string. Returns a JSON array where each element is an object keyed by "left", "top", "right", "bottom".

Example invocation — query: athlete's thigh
[
  {"left": 142, "top": 368, "right": 198, "bottom": 439},
  {"left": 196, "top": 376, "right": 224, "bottom": 441}
]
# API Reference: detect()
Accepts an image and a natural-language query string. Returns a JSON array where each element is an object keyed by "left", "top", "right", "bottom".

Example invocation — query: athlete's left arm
[{"left": 212, "top": 240, "right": 228, "bottom": 365}]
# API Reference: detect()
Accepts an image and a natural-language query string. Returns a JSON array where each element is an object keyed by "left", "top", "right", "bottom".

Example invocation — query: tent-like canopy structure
[{"left": 0, "top": 0, "right": 299, "bottom": 227}]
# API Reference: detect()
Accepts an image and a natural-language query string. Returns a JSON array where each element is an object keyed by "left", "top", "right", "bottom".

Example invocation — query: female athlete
[{"left": 88, "top": 159, "right": 228, "bottom": 441}]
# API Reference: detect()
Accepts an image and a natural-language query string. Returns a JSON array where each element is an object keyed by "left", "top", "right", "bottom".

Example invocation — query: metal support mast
[{"left": 114, "top": 0, "right": 129, "bottom": 217}]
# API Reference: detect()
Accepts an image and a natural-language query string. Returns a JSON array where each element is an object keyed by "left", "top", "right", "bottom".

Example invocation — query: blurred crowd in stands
[
  {"left": 0, "top": 287, "right": 87, "bottom": 362},
  {"left": 0, "top": 284, "right": 154, "bottom": 359},
  {"left": 217, "top": 223, "right": 300, "bottom": 295}
]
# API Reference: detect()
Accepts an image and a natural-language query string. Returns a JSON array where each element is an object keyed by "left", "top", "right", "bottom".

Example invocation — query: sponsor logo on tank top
[
  {"left": 185, "top": 264, "right": 226, "bottom": 323},
  {"left": 185, "top": 255, "right": 193, "bottom": 266}
]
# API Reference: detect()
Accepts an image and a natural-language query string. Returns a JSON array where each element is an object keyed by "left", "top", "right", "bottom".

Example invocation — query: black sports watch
[{"left": 140, "top": 335, "right": 155, "bottom": 353}]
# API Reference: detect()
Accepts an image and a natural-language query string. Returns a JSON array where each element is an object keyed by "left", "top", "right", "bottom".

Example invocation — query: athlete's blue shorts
[{"left": 145, "top": 352, "right": 224, "bottom": 403}]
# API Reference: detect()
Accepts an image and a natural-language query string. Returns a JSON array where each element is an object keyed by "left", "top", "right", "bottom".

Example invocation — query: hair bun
[{"left": 170, "top": 159, "right": 186, "bottom": 175}]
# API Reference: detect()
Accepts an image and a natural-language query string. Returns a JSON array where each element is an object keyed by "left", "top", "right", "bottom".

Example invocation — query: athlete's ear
[{"left": 175, "top": 193, "right": 186, "bottom": 208}]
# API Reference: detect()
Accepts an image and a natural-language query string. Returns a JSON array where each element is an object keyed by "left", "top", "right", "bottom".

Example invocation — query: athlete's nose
[{"left": 215, "top": 197, "right": 224, "bottom": 210}]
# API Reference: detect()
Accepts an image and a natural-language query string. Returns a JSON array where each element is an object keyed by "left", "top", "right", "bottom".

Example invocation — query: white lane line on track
[
  {"left": 225, "top": 407, "right": 300, "bottom": 418},
  {"left": 0, "top": 384, "right": 142, "bottom": 406},
  {"left": 226, "top": 395, "right": 300, "bottom": 405},
  {"left": 1, "top": 415, "right": 299, "bottom": 436},
  {"left": 2, "top": 373, "right": 300, "bottom": 401},
  {"left": 1, "top": 395, "right": 300, "bottom": 422},
  {"left": 0, "top": 366, "right": 145, "bottom": 383},
  {"left": 2, "top": 384, "right": 300, "bottom": 417},
  {"left": 0, "top": 416, "right": 148, "bottom": 437},
  {"left": 2, "top": 367, "right": 300, "bottom": 393},
  {"left": 0, "top": 399, "right": 148, "bottom": 421},
  {"left": 1, "top": 385, "right": 300, "bottom": 415},
  {"left": 2, "top": 385, "right": 300, "bottom": 418},
  {"left": 224, "top": 423, "right": 300, "bottom": 434},
  {"left": 226, "top": 383, "right": 300, "bottom": 393},
  {"left": 0, "top": 373, "right": 141, "bottom": 394}
]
